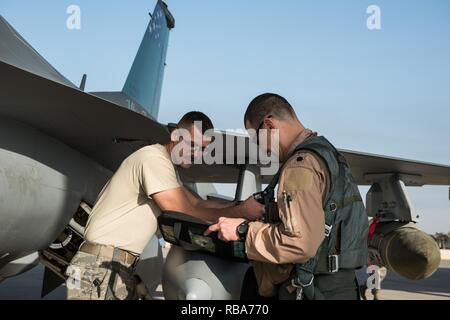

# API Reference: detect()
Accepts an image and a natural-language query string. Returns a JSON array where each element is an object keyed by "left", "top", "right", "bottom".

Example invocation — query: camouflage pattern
[{"left": 66, "top": 251, "right": 138, "bottom": 300}]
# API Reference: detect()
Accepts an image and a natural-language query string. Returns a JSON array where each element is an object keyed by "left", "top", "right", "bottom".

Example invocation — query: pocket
[
  {"left": 66, "top": 253, "right": 109, "bottom": 300},
  {"left": 279, "top": 190, "right": 301, "bottom": 237},
  {"left": 68, "top": 252, "right": 112, "bottom": 300},
  {"left": 114, "top": 265, "right": 138, "bottom": 300},
  {"left": 88, "top": 258, "right": 112, "bottom": 300},
  {"left": 284, "top": 191, "right": 295, "bottom": 234}
]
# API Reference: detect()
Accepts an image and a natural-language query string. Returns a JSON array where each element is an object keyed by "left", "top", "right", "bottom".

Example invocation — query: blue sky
[{"left": 1, "top": 0, "right": 449, "bottom": 233}]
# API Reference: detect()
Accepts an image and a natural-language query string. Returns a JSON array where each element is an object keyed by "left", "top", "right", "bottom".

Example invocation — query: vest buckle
[{"left": 328, "top": 255, "right": 339, "bottom": 273}]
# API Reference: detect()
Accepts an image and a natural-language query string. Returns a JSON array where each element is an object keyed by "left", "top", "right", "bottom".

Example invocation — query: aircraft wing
[
  {"left": 0, "top": 59, "right": 170, "bottom": 173},
  {"left": 178, "top": 131, "right": 450, "bottom": 187},
  {"left": 0, "top": 15, "right": 76, "bottom": 88},
  {"left": 339, "top": 149, "right": 450, "bottom": 186}
]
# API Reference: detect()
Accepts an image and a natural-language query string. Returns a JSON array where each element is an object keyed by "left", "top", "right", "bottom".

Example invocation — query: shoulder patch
[{"left": 283, "top": 167, "right": 313, "bottom": 191}]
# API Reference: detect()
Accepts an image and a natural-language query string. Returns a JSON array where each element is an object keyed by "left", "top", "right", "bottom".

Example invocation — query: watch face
[{"left": 238, "top": 222, "right": 248, "bottom": 237}]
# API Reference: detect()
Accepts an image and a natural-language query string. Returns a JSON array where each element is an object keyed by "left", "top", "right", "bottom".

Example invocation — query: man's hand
[
  {"left": 238, "top": 196, "right": 265, "bottom": 221},
  {"left": 204, "top": 217, "right": 246, "bottom": 242}
]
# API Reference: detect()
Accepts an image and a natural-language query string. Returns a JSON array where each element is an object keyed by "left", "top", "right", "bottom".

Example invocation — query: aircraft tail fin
[{"left": 122, "top": 0, "right": 174, "bottom": 119}]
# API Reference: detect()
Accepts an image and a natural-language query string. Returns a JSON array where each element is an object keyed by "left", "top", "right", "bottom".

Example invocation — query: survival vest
[{"left": 263, "top": 135, "right": 369, "bottom": 300}]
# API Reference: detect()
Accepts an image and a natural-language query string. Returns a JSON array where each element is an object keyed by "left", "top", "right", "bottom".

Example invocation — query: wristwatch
[{"left": 236, "top": 220, "right": 249, "bottom": 241}]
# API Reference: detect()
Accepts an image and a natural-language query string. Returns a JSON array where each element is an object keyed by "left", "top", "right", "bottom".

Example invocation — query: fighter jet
[
  {"left": 0, "top": 0, "right": 174, "bottom": 296},
  {"left": 1, "top": 0, "right": 449, "bottom": 300}
]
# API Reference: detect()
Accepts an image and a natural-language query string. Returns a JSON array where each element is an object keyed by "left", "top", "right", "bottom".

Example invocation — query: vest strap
[
  {"left": 330, "top": 195, "right": 362, "bottom": 212},
  {"left": 293, "top": 252, "right": 320, "bottom": 300}
]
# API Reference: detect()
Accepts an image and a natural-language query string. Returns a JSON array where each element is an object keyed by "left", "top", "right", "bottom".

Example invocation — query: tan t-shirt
[{"left": 84, "top": 144, "right": 181, "bottom": 255}]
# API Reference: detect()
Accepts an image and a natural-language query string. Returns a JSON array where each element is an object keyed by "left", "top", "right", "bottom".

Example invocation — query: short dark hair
[
  {"left": 178, "top": 111, "right": 214, "bottom": 134},
  {"left": 244, "top": 93, "right": 297, "bottom": 128}
]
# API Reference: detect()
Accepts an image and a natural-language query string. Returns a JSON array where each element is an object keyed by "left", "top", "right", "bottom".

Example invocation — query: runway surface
[{"left": 0, "top": 261, "right": 449, "bottom": 300}]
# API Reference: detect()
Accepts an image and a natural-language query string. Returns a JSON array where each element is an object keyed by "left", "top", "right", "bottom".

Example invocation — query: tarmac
[
  {"left": 0, "top": 258, "right": 448, "bottom": 300},
  {"left": 356, "top": 260, "right": 450, "bottom": 300}
]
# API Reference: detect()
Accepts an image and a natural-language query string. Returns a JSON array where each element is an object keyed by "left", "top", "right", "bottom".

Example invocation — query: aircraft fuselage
[{"left": 0, "top": 117, "right": 111, "bottom": 274}]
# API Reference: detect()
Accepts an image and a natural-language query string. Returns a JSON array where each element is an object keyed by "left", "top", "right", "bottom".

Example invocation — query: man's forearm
[
  {"left": 152, "top": 187, "right": 254, "bottom": 224},
  {"left": 245, "top": 221, "right": 319, "bottom": 264},
  {"left": 198, "top": 199, "right": 237, "bottom": 209},
  {"left": 185, "top": 203, "right": 247, "bottom": 223},
  {"left": 183, "top": 186, "right": 238, "bottom": 210}
]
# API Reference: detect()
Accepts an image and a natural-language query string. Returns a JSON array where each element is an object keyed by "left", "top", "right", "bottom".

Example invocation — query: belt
[{"left": 79, "top": 242, "right": 139, "bottom": 266}]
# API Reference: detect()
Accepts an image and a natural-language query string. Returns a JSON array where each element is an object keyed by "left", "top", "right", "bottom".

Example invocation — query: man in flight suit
[
  {"left": 207, "top": 94, "right": 368, "bottom": 300},
  {"left": 66, "top": 111, "right": 264, "bottom": 300}
]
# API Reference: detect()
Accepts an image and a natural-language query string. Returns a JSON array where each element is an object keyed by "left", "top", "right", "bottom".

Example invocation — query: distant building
[{"left": 432, "top": 233, "right": 450, "bottom": 249}]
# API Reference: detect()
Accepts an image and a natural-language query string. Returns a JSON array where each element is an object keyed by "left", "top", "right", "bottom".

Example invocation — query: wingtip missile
[{"left": 368, "top": 222, "right": 441, "bottom": 280}]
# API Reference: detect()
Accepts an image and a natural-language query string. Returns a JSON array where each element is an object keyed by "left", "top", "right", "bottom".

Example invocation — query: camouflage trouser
[{"left": 66, "top": 250, "right": 138, "bottom": 300}]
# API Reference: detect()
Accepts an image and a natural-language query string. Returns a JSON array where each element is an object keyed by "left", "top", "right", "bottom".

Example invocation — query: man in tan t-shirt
[{"left": 66, "top": 112, "right": 264, "bottom": 300}]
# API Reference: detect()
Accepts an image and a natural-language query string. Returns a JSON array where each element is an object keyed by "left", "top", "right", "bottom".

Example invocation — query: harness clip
[{"left": 291, "top": 276, "right": 314, "bottom": 301}]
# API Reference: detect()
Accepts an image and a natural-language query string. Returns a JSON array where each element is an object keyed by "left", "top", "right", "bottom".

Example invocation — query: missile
[
  {"left": 162, "top": 245, "right": 250, "bottom": 300},
  {"left": 368, "top": 221, "right": 441, "bottom": 280}
]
